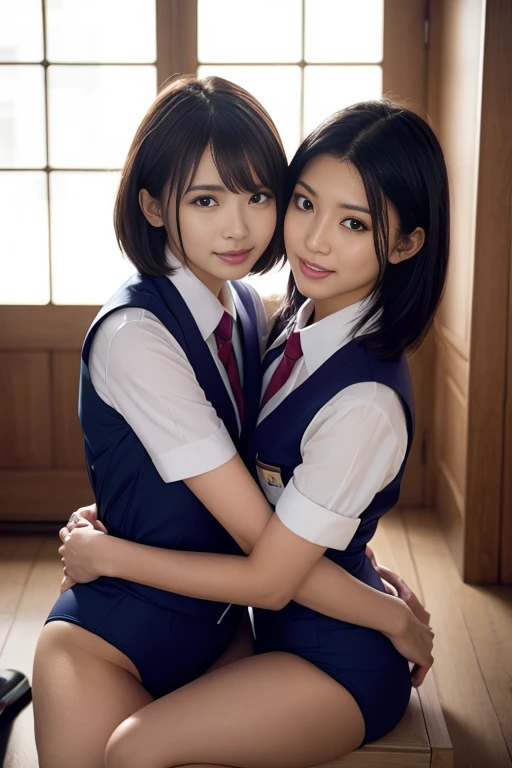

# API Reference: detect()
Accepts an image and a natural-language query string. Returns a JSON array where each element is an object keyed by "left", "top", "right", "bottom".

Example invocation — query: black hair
[
  {"left": 277, "top": 100, "right": 450, "bottom": 359},
  {"left": 114, "top": 75, "right": 287, "bottom": 276}
]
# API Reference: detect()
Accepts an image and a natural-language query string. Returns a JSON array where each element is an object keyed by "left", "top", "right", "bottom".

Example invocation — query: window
[
  {"left": 1, "top": 0, "right": 384, "bottom": 304},
  {"left": 0, "top": 0, "right": 157, "bottom": 305},
  {"left": 197, "top": 0, "right": 384, "bottom": 298}
]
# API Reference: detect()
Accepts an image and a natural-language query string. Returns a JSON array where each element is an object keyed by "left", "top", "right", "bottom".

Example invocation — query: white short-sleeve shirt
[
  {"left": 89, "top": 248, "right": 268, "bottom": 483},
  {"left": 259, "top": 299, "right": 408, "bottom": 551}
]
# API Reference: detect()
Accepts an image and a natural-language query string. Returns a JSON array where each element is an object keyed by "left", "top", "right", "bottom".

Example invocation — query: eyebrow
[
  {"left": 187, "top": 183, "right": 226, "bottom": 193},
  {"left": 296, "top": 180, "right": 370, "bottom": 215},
  {"left": 340, "top": 203, "right": 371, "bottom": 215},
  {"left": 296, "top": 180, "right": 317, "bottom": 197}
]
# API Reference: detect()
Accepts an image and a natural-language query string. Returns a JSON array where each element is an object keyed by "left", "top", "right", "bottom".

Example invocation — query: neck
[
  {"left": 312, "top": 287, "right": 373, "bottom": 323},
  {"left": 188, "top": 263, "right": 225, "bottom": 298}
]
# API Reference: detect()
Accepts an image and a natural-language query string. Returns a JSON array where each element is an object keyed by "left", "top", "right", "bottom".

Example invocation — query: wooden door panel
[
  {"left": 52, "top": 351, "right": 86, "bottom": 470},
  {"left": 0, "top": 470, "right": 92, "bottom": 522},
  {"left": 0, "top": 352, "right": 52, "bottom": 468}
]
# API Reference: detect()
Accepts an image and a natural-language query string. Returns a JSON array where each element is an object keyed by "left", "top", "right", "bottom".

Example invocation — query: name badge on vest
[{"left": 256, "top": 456, "right": 285, "bottom": 505}]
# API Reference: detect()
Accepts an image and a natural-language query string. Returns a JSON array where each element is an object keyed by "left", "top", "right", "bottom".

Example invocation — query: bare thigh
[
  {"left": 105, "top": 652, "right": 365, "bottom": 768},
  {"left": 33, "top": 621, "right": 153, "bottom": 768}
]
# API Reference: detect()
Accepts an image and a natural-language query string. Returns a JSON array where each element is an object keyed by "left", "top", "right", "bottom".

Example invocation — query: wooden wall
[
  {"left": 428, "top": 0, "right": 485, "bottom": 575},
  {"left": 429, "top": 0, "right": 512, "bottom": 582},
  {"left": 0, "top": 307, "right": 95, "bottom": 523}
]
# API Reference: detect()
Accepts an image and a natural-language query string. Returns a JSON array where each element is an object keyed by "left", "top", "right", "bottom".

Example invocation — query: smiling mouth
[
  {"left": 298, "top": 257, "right": 334, "bottom": 278},
  {"left": 214, "top": 249, "right": 253, "bottom": 264}
]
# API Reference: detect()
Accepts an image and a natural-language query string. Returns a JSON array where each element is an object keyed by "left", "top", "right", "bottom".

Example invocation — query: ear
[
  {"left": 388, "top": 227, "right": 425, "bottom": 264},
  {"left": 139, "top": 189, "right": 165, "bottom": 228}
]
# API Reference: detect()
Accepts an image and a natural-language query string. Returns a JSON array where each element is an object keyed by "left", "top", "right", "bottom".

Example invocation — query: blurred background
[{"left": 0, "top": 3, "right": 511, "bottom": 766}]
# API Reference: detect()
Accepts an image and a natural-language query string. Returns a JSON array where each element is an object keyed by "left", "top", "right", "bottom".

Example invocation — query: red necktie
[
  {"left": 261, "top": 331, "right": 303, "bottom": 408},
  {"left": 214, "top": 312, "right": 244, "bottom": 424}
]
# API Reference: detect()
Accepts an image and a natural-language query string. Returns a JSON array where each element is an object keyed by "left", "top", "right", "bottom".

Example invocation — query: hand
[
  {"left": 67, "top": 503, "right": 107, "bottom": 534},
  {"left": 374, "top": 563, "right": 431, "bottom": 629},
  {"left": 58, "top": 524, "right": 106, "bottom": 586},
  {"left": 60, "top": 504, "right": 107, "bottom": 594},
  {"left": 366, "top": 545, "right": 431, "bottom": 627},
  {"left": 384, "top": 604, "right": 434, "bottom": 688}
]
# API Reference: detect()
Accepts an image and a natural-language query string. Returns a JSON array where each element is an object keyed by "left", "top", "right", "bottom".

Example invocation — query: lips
[
  {"left": 298, "top": 257, "right": 334, "bottom": 280},
  {"left": 215, "top": 249, "right": 253, "bottom": 265}
]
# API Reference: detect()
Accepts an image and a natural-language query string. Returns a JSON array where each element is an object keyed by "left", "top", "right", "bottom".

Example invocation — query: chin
[{"left": 291, "top": 272, "right": 334, "bottom": 301}]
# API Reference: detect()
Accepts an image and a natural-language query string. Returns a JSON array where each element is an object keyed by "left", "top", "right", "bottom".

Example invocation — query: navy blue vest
[
  {"left": 246, "top": 337, "right": 415, "bottom": 614},
  {"left": 79, "top": 273, "right": 261, "bottom": 618}
]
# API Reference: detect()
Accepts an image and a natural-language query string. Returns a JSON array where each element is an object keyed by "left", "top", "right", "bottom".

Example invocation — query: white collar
[
  {"left": 165, "top": 246, "right": 236, "bottom": 341},
  {"left": 269, "top": 298, "right": 370, "bottom": 375}
]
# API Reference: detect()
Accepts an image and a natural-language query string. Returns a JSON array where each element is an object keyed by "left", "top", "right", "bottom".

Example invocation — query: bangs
[{"left": 210, "top": 129, "right": 278, "bottom": 194}]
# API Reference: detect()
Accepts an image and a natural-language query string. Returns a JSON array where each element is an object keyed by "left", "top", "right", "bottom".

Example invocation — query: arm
[
  {"left": 61, "top": 454, "right": 427, "bottom": 635},
  {"left": 61, "top": 497, "right": 434, "bottom": 678}
]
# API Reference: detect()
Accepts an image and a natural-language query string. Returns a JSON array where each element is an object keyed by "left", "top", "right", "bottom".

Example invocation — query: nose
[
  {"left": 304, "top": 217, "right": 331, "bottom": 256},
  {"left": 222, "top": 200, "right": 250, "bottom": 242}
]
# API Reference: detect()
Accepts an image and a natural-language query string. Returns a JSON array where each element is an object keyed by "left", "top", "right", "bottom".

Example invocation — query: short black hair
[
  {"left": 114, "top": 75, "right": 287, "bottom": 276},
  {"left": 278, "top": 100, "right": 450, "bottom": 359}
]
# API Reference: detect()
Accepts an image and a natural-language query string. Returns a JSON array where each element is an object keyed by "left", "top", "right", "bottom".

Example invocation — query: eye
[
  {"left": 193, "top": 196, "right": 217, "bottom": 208},
  {"left": 249, "top": 191, "right": 272, "bottom": 204},
  {"left": 293, "top": 193, "right": 314, "bottom": 212},
  {"left": 341, "top": 217, "right": 367, "bottom": 232}
]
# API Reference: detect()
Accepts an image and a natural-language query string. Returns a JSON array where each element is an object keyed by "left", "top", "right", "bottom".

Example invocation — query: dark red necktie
[
  {"left": 214, "top": 312, "right": 244, "bottom": 424},
  {"left": 261, "top": 331, "right": 303, "bottom": 408}
]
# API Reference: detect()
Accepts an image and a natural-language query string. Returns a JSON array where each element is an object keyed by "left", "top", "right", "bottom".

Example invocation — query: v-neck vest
[
  {"left": 246, "top": 338, "right": 415, "bottom": 608},
  {"left": 79, "top": 274, "right": 261, "bottom": 618}
]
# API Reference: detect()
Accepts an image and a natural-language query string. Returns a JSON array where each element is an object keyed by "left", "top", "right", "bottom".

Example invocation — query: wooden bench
[{"left": 316, "top": 671, "right": 453, "bottom": 768}]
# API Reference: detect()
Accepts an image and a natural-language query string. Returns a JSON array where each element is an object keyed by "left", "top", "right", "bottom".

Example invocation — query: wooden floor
[{"left": 0, "top": 509, "right": 511, "bottom": 768}]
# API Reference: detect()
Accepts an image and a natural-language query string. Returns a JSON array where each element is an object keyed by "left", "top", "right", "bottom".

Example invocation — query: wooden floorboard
[
  {"left": 377, "top": 510, "right": 512, "bottom": 768},
  {"left": 458, "top": 583, "right": 512, "bottom": 754},
  {"left": 0, "top": 538, "right": 44, "bottom": 618},
  {"left": 0, "top": 536, "right": 61, "bottom": 768}
]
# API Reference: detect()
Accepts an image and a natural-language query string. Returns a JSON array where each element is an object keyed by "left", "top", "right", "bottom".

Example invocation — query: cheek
[
  {"left": 179, "top": 208, "right": 214, "bottom": 246},
  {"left": 342, "top": 235, "right": 378, "bottom": 273},
  {"left": 255, "top": 203, "right": 277, "bottom": 230},
  {"left": 284, "top": 210, "right": 301, "bottom": 253}
]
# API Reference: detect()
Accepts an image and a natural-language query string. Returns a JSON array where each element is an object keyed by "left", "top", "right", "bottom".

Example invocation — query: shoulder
[
  {"left": 90, "top": 307, "right": 187, "bottom": 379},
  {"left": 303, "top": 381, "right": 408, "bottom": 452}
]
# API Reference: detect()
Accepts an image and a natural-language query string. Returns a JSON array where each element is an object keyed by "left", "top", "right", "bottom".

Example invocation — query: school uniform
[
  {"left": 46, "top": 248, "right": 266, "bottom": 699},
  {"left": 248, "top": 298, "right": 414, "bottom": 745}
]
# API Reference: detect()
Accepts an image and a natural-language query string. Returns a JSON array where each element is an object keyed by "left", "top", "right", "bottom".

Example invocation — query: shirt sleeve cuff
[
  {"left": 275, "top": 479, "right": 361, "bottom": 550},
  {"left": 153, "top": 422, "right": 237, "bottom": 482}
]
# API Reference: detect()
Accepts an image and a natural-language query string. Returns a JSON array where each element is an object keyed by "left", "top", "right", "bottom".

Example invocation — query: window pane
[
  {"left": 198, "top": 65, "right": 301, "bottom": 160},
  {"left": 305, "top": 0, "right": 384, "bottom": 63},
  {"left": 0, "top": 172, "right": 50, "bottom": 304},
  {"left": 0, "top": 0, "right": 43, "bottom": 62},
  {"left": 48, "top": 65, "right": 156, "bottom": 169},
  {"left": 303, "top": 66, "right": 382, "bottom": 137},
  {"left": 50, "top": 172, "right": 135, "bottom": 305},
  {"left": 0, "top": 66, "right": 46, "bottom": 168},
  {"left": 46, "top": 0, "right": 156, "bottom": 63},
  {"left": 198, "top": 0, "right": 302, "bottom": 63}
]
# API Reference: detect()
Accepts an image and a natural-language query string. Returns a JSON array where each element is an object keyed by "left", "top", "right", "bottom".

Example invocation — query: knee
[{"left": 105, "top": 717, "right": 150, "bottom": 768}]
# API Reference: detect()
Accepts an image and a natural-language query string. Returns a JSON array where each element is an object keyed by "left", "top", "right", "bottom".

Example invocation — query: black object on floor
[{"left": 0, "top": 671, "right": 31, "bottom": 718}]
